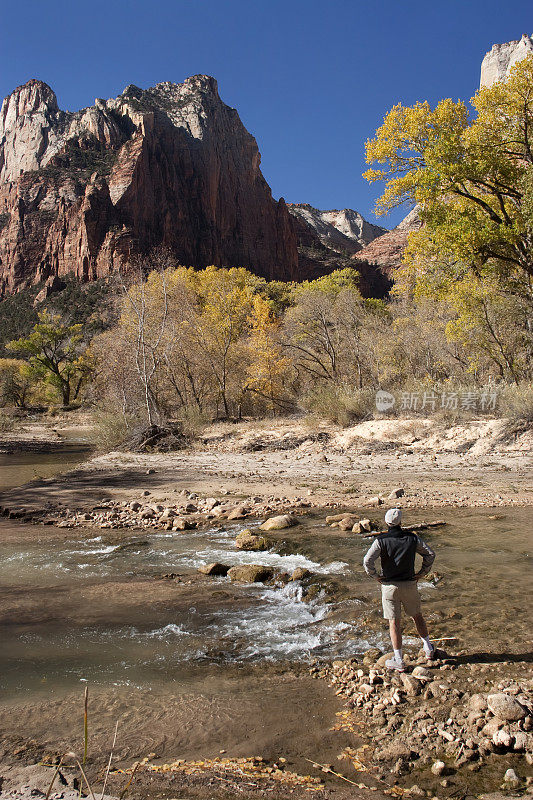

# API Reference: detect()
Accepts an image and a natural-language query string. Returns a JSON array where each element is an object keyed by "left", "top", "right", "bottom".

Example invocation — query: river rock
[
  {"left": 363, "top": 648, "right": 383, "bottom": 666},
  {"left": 412, "top": 666, "right": 432, "bottom": 681},
  {"left": 235, "top": 530, "right": 268, "bottom": 551},
  {"left": 198, "top": 562, "right": 230, "bottom": 576},
  {"left": 365, "top": 496, "right": 383, "bottom": 507},
  {"left": 227, "top": 505, "right": 249, "bottom": 520},
  {"left": 503, "top": 768, "right": 520, "bottom": 785},
  {"left": 172, "top": 517, "right": 194, "bottom": 531},
  {"left": 290, "top": 567, "right": 311, "bottom": 581},
  {"left": 338, "top": 515, "right": 359, "bottom": 531},
  {"left": 388, "top": 488, "right": 405, "bottom": 499},
  {"left": 326, "top": 514, "right": 350, "bottom": 524},
  {"left": 259, "top": 514, "right": 298, "bottom": 531},
  {"left": 513, "top": 731, "right": 532, "bottom": 751},
  {"left": 468, "top": 693, "right": 488, "bottom": 712},
  {"left": 376, "top": 739, "right": 412, "bottom": 762},
  {"left": 493, "top": 729, "right": 513, "bottom": 748},
  {"left": 228, "top": 564, "right": 274, "bottom": 583},
  {"left": 481, "top": 718, "right": 504, "bottom": 737},
  {"left": 487, "top": 693, "right": 527, "bottom": 721},
  {"left": 400, "top": 673, "right": 421, "bottom": 696},
  {"left": 352, "top": 518, "right": 373, "bottom": 533}
]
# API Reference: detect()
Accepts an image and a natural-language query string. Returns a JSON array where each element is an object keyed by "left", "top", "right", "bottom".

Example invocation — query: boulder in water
[
  {"left": 198, "top": 562, "right": 230, "bottom": 576},
  {"left": 259, "top": 514, "right": 298, "bottom": 531},
  {"left": 290, "top": 567, "right": 311, "bottom": 581},
  {"left": 235, "top": 530, "right": 268, "bottom": 551},
  {"left": 228, "top": 564, "right": 274, "bottom": 583}
]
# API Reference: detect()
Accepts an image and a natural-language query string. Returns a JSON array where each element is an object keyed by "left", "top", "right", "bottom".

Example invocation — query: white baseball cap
[{"left": 385, "top": 507, "right": 402, "bottom": 526}]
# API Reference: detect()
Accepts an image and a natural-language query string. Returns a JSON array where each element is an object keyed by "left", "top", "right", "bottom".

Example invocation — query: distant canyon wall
[{"left": 480, "top": 34, "right": 533, "bottom": 87}]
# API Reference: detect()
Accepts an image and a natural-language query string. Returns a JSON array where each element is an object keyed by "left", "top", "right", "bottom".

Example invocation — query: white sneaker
[
  {"left": 385, "top": 657, "right": 405, "bottom": 672},
  {"left": 424, "top": 644, "right": 436, "bottom": 661}
]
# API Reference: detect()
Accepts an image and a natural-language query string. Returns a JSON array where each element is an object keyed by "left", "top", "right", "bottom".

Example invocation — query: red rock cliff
[{"left": 0, "top": 76, "right": 300, "bottom": 295}]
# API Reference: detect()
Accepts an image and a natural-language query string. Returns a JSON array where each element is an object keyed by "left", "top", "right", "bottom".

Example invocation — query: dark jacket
[{"left": 363, "top": 525, "right": 435, "bottom": 583}]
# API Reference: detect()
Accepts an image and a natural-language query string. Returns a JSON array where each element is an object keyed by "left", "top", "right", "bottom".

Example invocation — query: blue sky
[{"left": 1, "top": 0, "right": 531, "bottom": 227}]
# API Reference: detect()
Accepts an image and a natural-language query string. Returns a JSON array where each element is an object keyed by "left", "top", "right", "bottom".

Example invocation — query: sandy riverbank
[{"left": 1, "top": 415, "right": 531, "bottom": 513}]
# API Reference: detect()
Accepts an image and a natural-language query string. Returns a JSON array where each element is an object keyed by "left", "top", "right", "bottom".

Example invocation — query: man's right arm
[
  {"left": 363, "top": 539, "right": 382, "bottom": 580},
  {"left": 414, "top": 535, "right": 435, "bottom": 578}
]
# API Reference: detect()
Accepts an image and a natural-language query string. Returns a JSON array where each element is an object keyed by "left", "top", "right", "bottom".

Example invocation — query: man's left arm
[
  {"left": 414, "top": 536, "right": 435, "bottom": 579},
  {"left": 363, "top": 539, "right": 382, "bottom": 581}
]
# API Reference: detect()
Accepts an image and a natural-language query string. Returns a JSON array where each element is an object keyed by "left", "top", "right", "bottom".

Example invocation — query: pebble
[{"left": 504, "top": 767, "right": 520, "bottom": 782}]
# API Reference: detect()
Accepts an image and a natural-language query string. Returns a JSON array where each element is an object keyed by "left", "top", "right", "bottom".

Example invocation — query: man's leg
[
  {"left": 412, "top": 613, "right": 435, "bottom": 658},
  {"left": 385, "top": 617, "right": 405, "bottom": 670},
  {"left": 389, "top": 618, "right": 402, "bottom": 651},
  {"left": 382, "top": 585, "right": 405, "bottom": 670}
]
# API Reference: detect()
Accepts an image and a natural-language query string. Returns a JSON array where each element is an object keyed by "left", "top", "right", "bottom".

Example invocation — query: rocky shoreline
[{"left": 312, "top": 650, "right": 533, "bottom": 796}]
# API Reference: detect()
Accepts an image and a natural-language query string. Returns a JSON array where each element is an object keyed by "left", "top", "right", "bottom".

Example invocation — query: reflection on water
[{"left": 0, "top": 444, "right": 90, "bottom": 490}]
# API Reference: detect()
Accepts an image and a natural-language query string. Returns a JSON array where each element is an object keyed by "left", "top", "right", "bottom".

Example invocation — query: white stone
[
  {"left": 487, "top": 692, "right": 527, "bottom": 721},
  {"left": 287, "top": 203, "right": 387, "bottom": 253},
  {"left": 480, "top": 34, "right": 533, "bottom": 87}
]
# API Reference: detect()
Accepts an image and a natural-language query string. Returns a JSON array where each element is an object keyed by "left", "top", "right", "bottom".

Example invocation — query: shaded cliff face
[{"left": 0, "top": 76, "right": 300, "bottom": 295}]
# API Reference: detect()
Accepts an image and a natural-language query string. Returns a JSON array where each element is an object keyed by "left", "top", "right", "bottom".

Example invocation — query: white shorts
[{"left": 381, "top": 581, "right": 421, "bottom": 620}]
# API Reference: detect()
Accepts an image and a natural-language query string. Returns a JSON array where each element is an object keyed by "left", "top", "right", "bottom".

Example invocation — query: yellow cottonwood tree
[
  {"left": 364, "top": 54, "right": 533, "bottom": 292},
  {"left": 246, "top": 295, "right": 291, "bottom": 411}
]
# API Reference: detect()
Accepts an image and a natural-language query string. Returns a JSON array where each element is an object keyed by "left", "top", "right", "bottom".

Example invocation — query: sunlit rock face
[
  {"left": 352, "top": 208, "right": 421, "bottom": 276},
  {"left": 480, "top": 34, "right": 533, "bottom": 87},
  {"left": 0, "top": 75, "right": 302, "bottom": 295},
  {"left": 287, "top": 203, "right": 387, "bottom": 254}
]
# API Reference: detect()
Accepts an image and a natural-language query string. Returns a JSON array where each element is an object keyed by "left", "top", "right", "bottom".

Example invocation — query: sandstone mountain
[
  {"left": 0, "top": 76, "right": 391, "bottom": 299},
  {"left": 0, "top": 76, "right": 303, "bottom": 296},
  {"left": 352, "top": 208, "right": 421, "bottom": 275},
  {"left": 287, "top": 203, "right": 387, "bottom": 255},
  {"left": 480, "top": 34, "right": 533, "bottom": 87}
]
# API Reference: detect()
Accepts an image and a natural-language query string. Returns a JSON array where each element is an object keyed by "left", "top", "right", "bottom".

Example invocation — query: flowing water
[{"left": 0, "top": 448, "right": 531, "bottom": 768}]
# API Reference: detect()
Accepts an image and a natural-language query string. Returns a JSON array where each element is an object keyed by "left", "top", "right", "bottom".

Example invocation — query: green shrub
[
  {"left": 0, "top": 410, "right": 16, "bottom": 432},
  {"left": 178, "top": 406, "right": 209, "bottom": 439},
  {"left": 90, "top": 410, "right": 136, "bottom": 451}
]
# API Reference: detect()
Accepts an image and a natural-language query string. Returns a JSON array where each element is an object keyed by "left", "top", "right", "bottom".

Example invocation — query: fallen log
[{"left": 362, "top": 520, "right": 447, "bottom": 537}]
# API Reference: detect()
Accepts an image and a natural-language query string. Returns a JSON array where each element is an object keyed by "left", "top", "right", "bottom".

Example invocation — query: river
[{"left": 0, "top": 446, "right": 531, "bottom": 774}]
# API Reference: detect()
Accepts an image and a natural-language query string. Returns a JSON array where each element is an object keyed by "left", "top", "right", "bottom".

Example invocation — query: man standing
[{"left": 363, "top": 508, "right": 436, "bottom": 671}]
